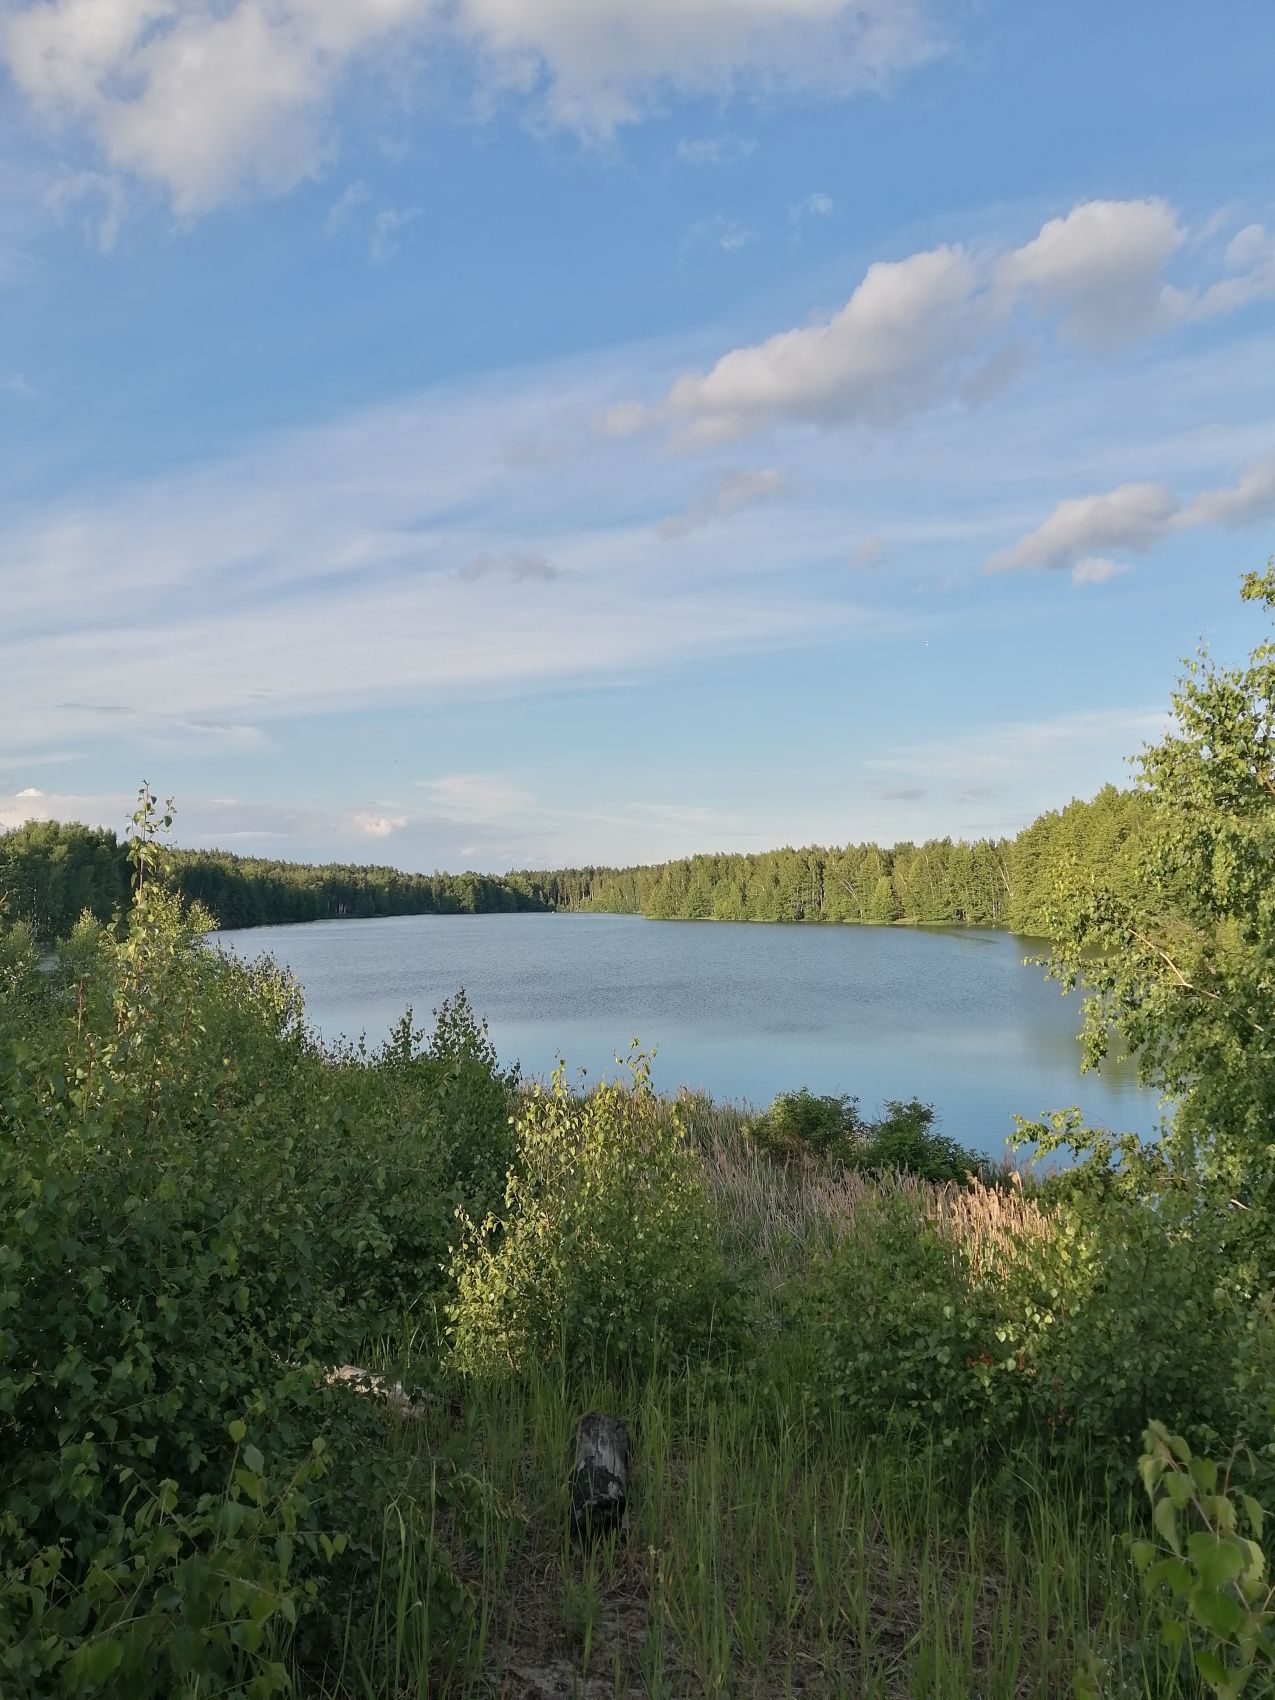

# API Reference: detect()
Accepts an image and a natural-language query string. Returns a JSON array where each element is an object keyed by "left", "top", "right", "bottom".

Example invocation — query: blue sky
[{"left": 2, "top": 0, "right": 1274, "bottom": 870}]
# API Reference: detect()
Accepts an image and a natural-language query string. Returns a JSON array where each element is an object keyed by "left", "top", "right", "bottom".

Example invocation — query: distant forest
[{"left": 0, "top": 783, "right": 1145, "bottom": 940}]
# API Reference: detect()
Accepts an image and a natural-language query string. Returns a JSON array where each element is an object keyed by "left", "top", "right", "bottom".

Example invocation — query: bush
[
  {"left": 851, "top": 1098, "right": 981, "bottom": 1184},
  {"left": 0, "top": 795, "right": 502, "bottom": 1695},
  {"left": 752, "top": 1088, "right": 981, "bottom": 1182},
  {"left": 803, "top": 1187, "right": 992, "bottom": 1439},
  {"left": 448, "top": 1051, "right": 724, "bottom": 1375},
  {"left": 752, "top": 1088, "right": 863, "bottom": 1158}
]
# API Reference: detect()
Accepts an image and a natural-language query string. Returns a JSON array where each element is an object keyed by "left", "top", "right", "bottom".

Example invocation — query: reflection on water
[{"left": 212, "top": 912, "right": 1162, "bottom": 1159}]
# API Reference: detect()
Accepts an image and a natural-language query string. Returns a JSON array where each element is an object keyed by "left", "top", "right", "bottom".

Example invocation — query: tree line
[
  {"left": 517, "top": 783, "right": 1148, "bottom": 935},
  {"left": 0, "top": 823, "right": 549, "bottom": 938},
  {"left": 1, "top": 782, "right": 1147, "bottom": 939}
]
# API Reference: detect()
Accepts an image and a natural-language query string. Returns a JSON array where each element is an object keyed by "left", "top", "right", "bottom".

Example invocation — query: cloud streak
[{"left": 657, "top": 467, "right": 785, "bottom": 538}]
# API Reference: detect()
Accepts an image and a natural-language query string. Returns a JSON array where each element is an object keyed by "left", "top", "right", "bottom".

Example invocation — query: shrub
[
  {"left": 0, "top": 794, "right": 489, "bottom": 1695},
  {"left": 752, "top": 1088, "right": 981, "bottom": 1182},
  {"left": 850, "top": 1098, "right": 981, "bottom": 1184},
  {"left": 448, "top": 1051, "right": 723, "bottom": 1375},
  {"left": 752, "top": 1088, "right": 863, "bottom": 1159}
]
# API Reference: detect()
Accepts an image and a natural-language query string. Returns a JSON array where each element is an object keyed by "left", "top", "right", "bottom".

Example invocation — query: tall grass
[
  {"left": 296, "top": 1114, "right": 1176, "bottom": 1700},
  {"left": 305, "top": 1357, "right": 1180, "bottom": 1699}
]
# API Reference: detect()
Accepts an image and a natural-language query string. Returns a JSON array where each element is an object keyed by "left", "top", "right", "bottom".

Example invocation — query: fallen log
[
  {"left": 570, "top": 1412, "right": 629, "bottom": 1537},
  {"left": 323, "top": 1364, "right": 428, "bottom": 1417}
]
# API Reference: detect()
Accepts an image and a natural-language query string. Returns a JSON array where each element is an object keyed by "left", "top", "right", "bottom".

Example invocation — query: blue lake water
[{"left": 212, "top": 911, "right": 1162, "bottom": 1159}]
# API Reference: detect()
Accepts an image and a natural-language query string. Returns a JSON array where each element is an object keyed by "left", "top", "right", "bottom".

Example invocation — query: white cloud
[
  {"left": 986, "top": 481, "right": 1178, "bottom": 573},
  {"left": 657, "top": 466, "right": 785, "bottom": 537},
  {"left": 16, "top": 785, "right": 44, "bottom": 797},
  {"left": 1071, "top": 556, "right": 1129, "bottom": 587},
  {"left": 647, "top": 197, "right": 1270, "bottom": 449},
  {"left": 6, "top": 0, "right": 432, "bottom": 217},
  {"left": 998, "top": 198, "right": 1185, "bottom": 349},
  {"left": 350, "top": 810, "right": 407, "bottom": 838},
  {"left": 666, "top": 243, "right": 983, "bottom": 444},
  {"left": 988, "top": 454, "right": 1275, "bottom": 574},
  {"left": 455, "top": 0, "right": 943, "bottom": 136},
  {"left": 1177, "top": 456, "right": 1275, "bottom": 529},
  {"left": 325, "top": 182, "right": 420, "bottom": 263},
  {"left": 4, "top": 0, "right": 940, "bottom": 216},
  {"left": 791, "top": 189, "right": 835, "bottom": 225}
]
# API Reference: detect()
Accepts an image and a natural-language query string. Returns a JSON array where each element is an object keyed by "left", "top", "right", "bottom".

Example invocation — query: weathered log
[
  {"left": 324, "top": 1364, "right": 428, "bottom": 1417},
  {"left": 570, "top": 1412, "right": 629, "bottom": 1536}
]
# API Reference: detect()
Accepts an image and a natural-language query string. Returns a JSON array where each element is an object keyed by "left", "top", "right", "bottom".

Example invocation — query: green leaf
[
  {"left": 1190, "top": 1587, "right": 1245, "bottom": 1638},
  {"left": 1155, "top": 1496, "right": 1182, "bottom": 1555},
  {"left": 1241, "top": 1495, "right": 1265, "bottom": 1540},
  {"left": 1193, "top": 1646, "right": 1231, "bottom": 1689},
  {"left": 1187, "top": 1533, "right": 1246, "bottom": 1590},
  {"left": 228, "top": 1418, "right": 247, "bottom": 1444}
]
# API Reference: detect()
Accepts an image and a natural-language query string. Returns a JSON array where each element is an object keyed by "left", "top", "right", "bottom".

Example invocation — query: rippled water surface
[{"left": 213, "top": 912, "right": 1159, "bottom": 1156}]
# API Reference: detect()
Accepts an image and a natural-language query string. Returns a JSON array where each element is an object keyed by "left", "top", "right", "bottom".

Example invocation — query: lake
[{"left": 211, "top": 911, "right": 1162, "bottom": 1158}]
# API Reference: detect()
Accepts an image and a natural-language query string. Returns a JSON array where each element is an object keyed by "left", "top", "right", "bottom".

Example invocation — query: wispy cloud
[
  {"left": 0, "top": 350, "right": 876, "bottom": 756},
  {"left": 657, "top": 467, "right": 785, "bottom": 538},
  {"left": 369, "top": 204, "right": 420, "bottom": 265},
  {"left": 680, "top": 214, "right": 756, "bottom": 257},
  {"left": 790, "top": 190, "right": 836, "bottom": 230},
  {"left": 45, "top": 170, "right": 126, "bottom": 253},
  {"left": 1071, "top": 556, "right": 1129, "bottom": 587},
  {"left": 849, "top": 535, "right": 887, "bottom": 569},
  {"left": 677, "top": 135, "right": 757, "bottom": 167},
  {"left": 867, "top": 706, "right": 1169, "bottom": 825},
  {"left": 456, "top": 550, "right": 561, "bottom": 583},
  {"left": 325, "top": 181, "right": 371, "bottom": 236},
  {"left": 326, "top": 183, "right": 419, "bottom": 263}
]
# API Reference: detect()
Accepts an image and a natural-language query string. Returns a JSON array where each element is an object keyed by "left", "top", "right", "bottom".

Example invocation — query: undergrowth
[{"left": 2, "top": 789, "right": 1272, "bottom": 1697}]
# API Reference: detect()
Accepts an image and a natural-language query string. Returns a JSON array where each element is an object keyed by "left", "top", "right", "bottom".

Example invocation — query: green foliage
[
  {"left": 1115, "top": 1423, "right": 1273, "bottom": 1700},
  {"left": 0, "top": 916, "right": 41, "bottom": 1009},
  {"left": 518, "top": 789, "right": 1148, "bottom": 932},
  {"left": 752, "top": 1088, "right": 980, "bottom": 1181},
  {"left": 448, "top": 1052, "right": 723, "bottom": 1375},
  {"left": 9, "top": 645, "right": 1275, "bottom": 1700},
  {"left": 1028, "top": 565, "right": 1275, "bottom": 1269},
  {"left": 804, "top": 1189, "right": 996, "bottom": 1440},
  {"left": 852, "top": 1098, "right": 982, "bottom": 1183},
  {"left": 0, "top": 790, "right": 513, "bottom": 1695},
  {"left": 753, "top": 1087, "right": 864, "bottom": 1157},
  {"left": 1, "top": 777, "right": 1154, "bottom": 943},
  {"left": 0, "top": 819, "right": 128, "bottom": 940}
]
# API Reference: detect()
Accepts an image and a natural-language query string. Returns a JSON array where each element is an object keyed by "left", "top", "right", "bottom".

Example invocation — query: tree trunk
[{"left": 570, "top": 1412, "right": 629, "bottom": 1536}]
